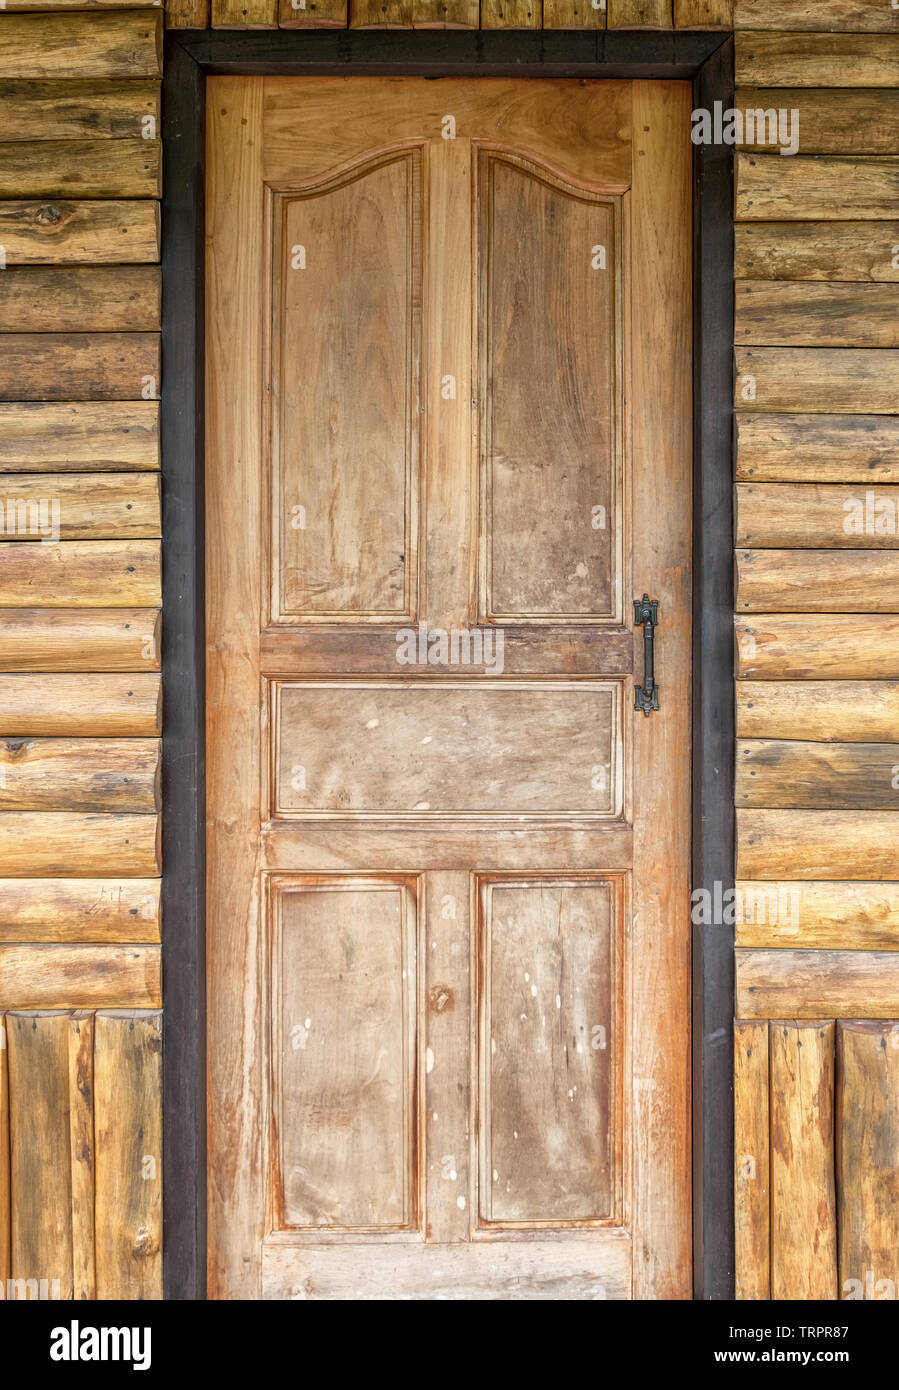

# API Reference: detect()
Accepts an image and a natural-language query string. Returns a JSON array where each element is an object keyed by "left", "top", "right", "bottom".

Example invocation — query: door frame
[{"left": 161, "top": 27, "right": 735, "bottom": 1301}]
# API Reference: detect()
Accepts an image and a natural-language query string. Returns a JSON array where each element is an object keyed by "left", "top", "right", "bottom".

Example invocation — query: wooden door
[{"left": 206, "top": 76, "right": 692, "bottom": 1301}]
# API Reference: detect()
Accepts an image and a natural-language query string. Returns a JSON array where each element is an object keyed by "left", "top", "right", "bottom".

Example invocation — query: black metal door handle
[{"left": 634, "top": 593, "right": 659, "bottom": 717}]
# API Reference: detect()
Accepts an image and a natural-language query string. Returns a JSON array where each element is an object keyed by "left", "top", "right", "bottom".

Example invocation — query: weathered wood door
[{"left": 206, "top": 76, "right": 692, "bottom": 1300}]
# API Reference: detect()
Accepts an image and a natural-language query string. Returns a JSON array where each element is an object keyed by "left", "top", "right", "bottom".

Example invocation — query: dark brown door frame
[{"left": 161, "top": 27, "right": 735, "bottom": 1301}]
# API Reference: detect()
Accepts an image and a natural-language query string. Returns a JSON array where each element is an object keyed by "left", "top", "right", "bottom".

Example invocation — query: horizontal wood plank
[
  {"left": 0, "top": 944, "right": 160, "bottom": 1009},
  {"left": 736, "top": 613, "right": 899, "bottom": 679},
  {"left": 0, "top": 268, "right": 160, "bottom": 334},
  {"left": 0, "top": 737, "right": 160, "bottom": 813},
  {"left": 737, "top": 738, "right": 899, "bottom": 810},
  {"left": 737, "top": 153, "right": 899, "bottom": 221},
  {"left": 737, "top": 680, "right": 899, "bottom": 742},
  {"left": 735, "top": 880, "right": 899, "bottom": 950},
  {"left": 736, "top": 482, "right": 899, "bottom": 548},
  {"left": 0, "top": 402, "right": 158, "bottom": 472},
  {"left": 0, "top": 673, "right": 160, "bottom": 736},
  {"left": 735, "top": 1, "right": 899, "bottom": 33},
  {"left": 167, "top": 0, "right": 211, "bottom": 25},
  {"left": 0, "top": 474, "right": 160, "bottom": 542},
  {"left": 414, "top": 0, "right": 478, "bottom": 23},
  {"left": 0, "top": 13, "right": 163, "bottom": 79},
  {"left": 735, "top": 88, "right": 899, "bottom": 156},
  {"left": 212, "top": 0, "right": 278, "bottom": 23},
  {"left": 0, "top": 877, "right": 160, "bottom": 942},
  {"left": 735, "top": 33, "right": 899, "bottom": 88},
  {"left": 0, "top": 334, "right": 159, "bottom": 403},
  {"left": 738, "top": 808, "right": 899, "bottom": 879},
  {"left": 735, "top": 282, "right": 899, "bottom": 348},
  {"left": 735, "top": 414, "right": 899, "bottom": 482},
  {"left": 0, "top": 608, "right": 160, "bottom": 672},
  {"left": 735, "top": 222, "right": 899, "bottom": 283},
  {"left": 0, "top": 200, "right": 159, "bottom": 266},
  {"left": 735, "top": 347, "right": 899, "bottom": 414},
  {"left": 0, "top": 812, "right": 159, "bottom": 876},
  {"left": 0, "top": 541, "right": 161, "bottom": 607},
  {"left": 737, "top": 549, "right": 899, "bottom": 612},
  {"left": 738, "top": 949, "right": 899, "bottom": 1018},
  {"left": 0, "top": 140, "right": 160, "bottom": 201},
  {"left": 0, "top": 79, "right": 159, "bottom": 143}
]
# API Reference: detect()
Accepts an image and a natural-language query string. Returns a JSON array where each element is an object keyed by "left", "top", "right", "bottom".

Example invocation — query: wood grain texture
[
  {"left": 734, "top": 1020, "right": 768, "bottom": 1300},
  {"left": 769, "top": 1021, "right": 837, "bottom": 1300},
  {"left": 628, "top": 80, "right": 692, "bottom": 1302},
  {"left": 0, "top": 474, "right": 160, "bottom": 541},
  {"left": 0, "top": 944, "right": 161, "bottom": 1009},
  {"left": 542, "top": 0, "right": 604, "bottom": 27},
  {"left": 167, "top": 0, "right": 211, "bottom": 24},
  {"left": 0, "top": 736, "right": 160, "bottom": 813},
  {"left": 735, "top": 880, "right": 899, "bottom": 951},
  {"left": 350, "top": 0, "right": 412, "bottom": 22},
  {"left": 739, "top": 951, "right": 899, "bottom": 1019},
  {"left": 94, "top": 1010, "right": 162, "bottom": 1299},
  {"left": 735, "top": 32, "right": 899, "bottom": 88},
  {"left": 0, "top": 673, "right": 160, "bottom": 736},
  {"left": 735, "top": 414, "right": 899, "bottom": 482},
  {"left": 0, "top": 1014, "right": 8, "bottom": 1288},
  {"left": 735, "top": 223, "right": 899, "bottom": 283},
  {"left": 674, "top": 0, "right": 730, "bottom": 24},
  {"left": 67, "top": 1011, "right": 95, "bottom": 1301},
  {"left": 0, "top": 140, "right": 160, "bottom": 201},
  {"left": 414, "top": 0, "right": 478, "bottom": 23},
  {"left": 737, "top": 549, "right": 899, "bottom": 612},
  {"left": 0, "top": 333, "right": 159, "bottom": 402},
  {"left": 481, "top": 0, "right": 540, "bottom": 26},
  {"left": 837, "top": 1022, "right": 899, "bottom": 1298},
  {"left": 607, "top": 0, "right": 671, "bottom": 26},
  {"left": 737, "top": 680, "right": 899, "bottom": 743},
  {"left": 0, "top": 79, "right": 159, "bottom": 142},
  {"left": 0, "top": 403, "right": 158, "bottom": 472},
  {"left": 0, "top": 878, "right": 160, "bottom": 943},
  {"left": 0, "top": 608, "right": 160, "bottom": 672},
  {"left": 735, "top": 282, "right": 899, "bottom": 348},
  {"left": 737, "top": 153, "right": 899, "bottom": 222},
  {"left": 0, "top": 541, "right": 161, "bottom": 607},
  {"left": 0, "top": 12, "right": 163, "bottom": 79},
  {"left": 262, "top": 1235, "right": 632, "bottom": 1299},
  {"left": 206, "top": 76, "right": 266, "bottom": 1301},
  {"left": 0, "top": 268, "right": 160, "bottom": 334},
  {"left": 7, "top": 1010, "right": 73, "bottom": 1299},
  {"left": 738, "top": 809, "right": 899, "bottom": 880},
  {"left": 737, "top": 482, "right": 899, "bottom": 548},
  {"left": 736, "top": 348, "right": 899, "bottom": 414},
  {"left": 211, "top": 0, "right": 278, "bottom": 24},
  {"left": 278, "top": 0, "right": 348, "bottom": 26},
  {"left": 736, "top": 613, "right": 899, "bottom": 679},
  {"left": 0, "top": 199, "right": 159, "bottom": 265},
  {"left": 0, "top": 812, "right": 159, "bottom": 877},
  {"left": 735, "top": 89, "right": 899, "bottom": 156},
  {"left": 737, "top": 738, "right": 899, "bottom": 810},
  {"left": 735, "top": 0, "right": 899, "bottom": 33}
]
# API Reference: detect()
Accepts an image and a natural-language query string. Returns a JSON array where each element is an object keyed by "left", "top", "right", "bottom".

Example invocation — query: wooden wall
[
  {"left": 732, "top": 1, "right": 899, "bottom": 1301},
  {"left": 0, "top": 5, "right": 163, "bottom": 1300},
  {"left": 1, "top": 0, "right": 897, "bottom": 1303}
]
